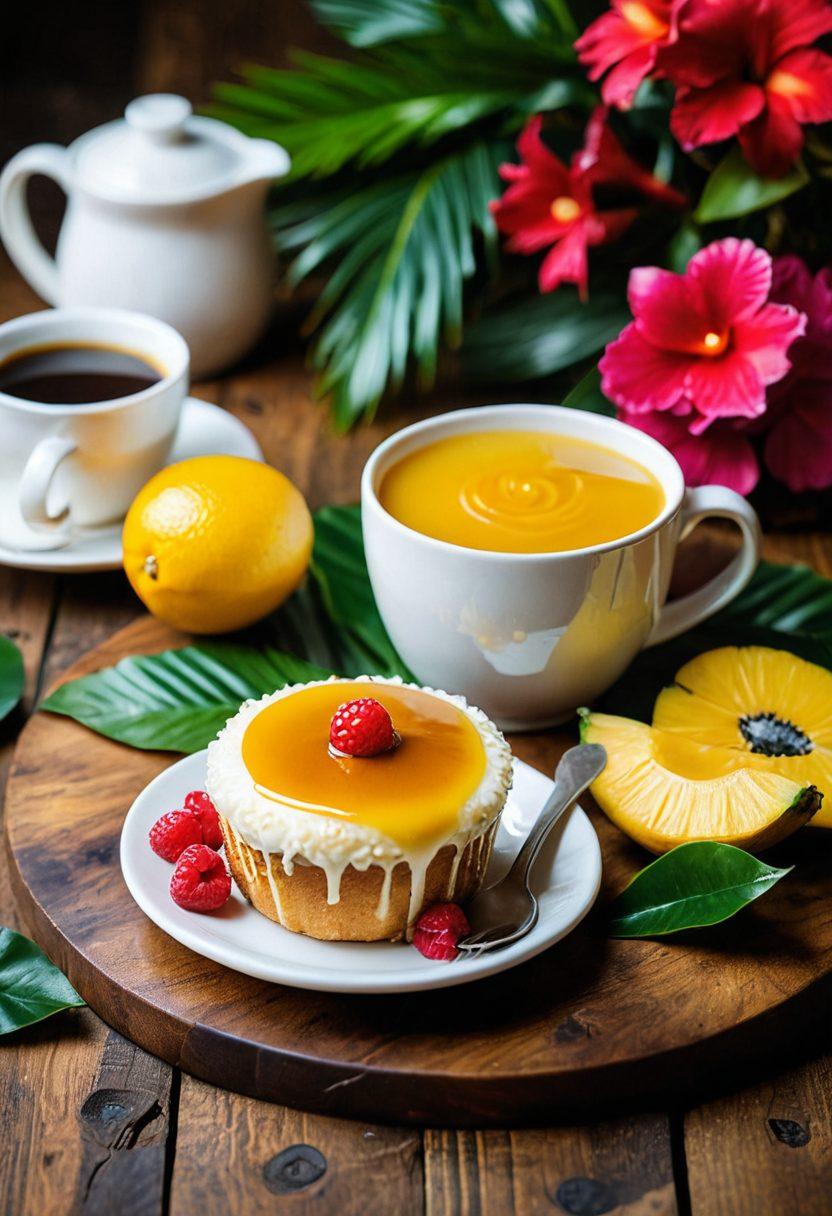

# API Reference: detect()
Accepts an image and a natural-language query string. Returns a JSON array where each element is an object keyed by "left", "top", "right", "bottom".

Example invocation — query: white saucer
[
  {"left": 0, "top": 398, "right": 263, "bottom": 573},
  {"left": 120, "top": 752, "right": 602, "bottom": 994}
]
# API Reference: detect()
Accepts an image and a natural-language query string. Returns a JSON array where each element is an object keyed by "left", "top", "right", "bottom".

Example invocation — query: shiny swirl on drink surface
[{"left": 460, "top": 466, "right": 586, "bottom": 534}]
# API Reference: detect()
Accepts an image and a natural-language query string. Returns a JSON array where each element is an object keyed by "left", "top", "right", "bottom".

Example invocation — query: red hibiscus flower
[
  {"left": 575, "top": 1, "right": 679, "bottom": 108},
  {"left": 490, "top": 109, "right": 685, "bottom": 299},
  {"left": 600, "top": 237, "right": 805, "bottom": 424},
  {"left": 763, "top": 256, "right": 832, "bottom": 492},
  {"left": 660, "top": 0, "right": 832, "bottom": 177}
]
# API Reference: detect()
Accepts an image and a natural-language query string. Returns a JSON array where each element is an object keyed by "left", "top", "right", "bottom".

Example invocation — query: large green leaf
[
  {"left": 275, "top": 142, "right": 507, "bottom": 428},
  {"left": 600, "top": 561, "right": 832, "bottom": 721},
  {"left": 41, "top": 645, "right": 332, "bottom": 753},
  {"left": 561, "top": 364, "right": 615, "bottom": 415},
  {"left": 460, "top": 290, "right": 630, "bottom": 382},
  {"left": 311, "top": 0, "right": 578, "bottom": 45},
  {"left": 0, "top": 927, "right": 84, "bottom": 1035},
  {"left": 694, "top": 148, "right": 809, "bottom": 223},
  {"left": 608, "top": 842, "right": 791, "bottom": 937},
  {"left": 0, "top": 635, "right": 24, "bottom": 723}
]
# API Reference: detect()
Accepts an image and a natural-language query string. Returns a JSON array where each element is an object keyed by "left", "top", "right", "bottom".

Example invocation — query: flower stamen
[
  {"left": 620, "top": 1, "right": 669, "bottom": 40},
  {"left": 702, "top": 330, "right": 728, "bottom": 356},
  {"left": 767, "top": 70, "right": 812, "bottom": 101},
  {"left": 550, "top": 196, "right": 582, "bottom": 224}
]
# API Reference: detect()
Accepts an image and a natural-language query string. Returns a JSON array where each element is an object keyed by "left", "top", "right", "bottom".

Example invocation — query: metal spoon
[{"left": 455, "top": 743, "right": 606, "bottom": 959}]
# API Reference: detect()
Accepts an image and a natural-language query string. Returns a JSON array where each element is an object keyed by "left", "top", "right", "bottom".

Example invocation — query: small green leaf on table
[
  {"left": 0, "top": 927, "right": 84, "bottom": 1035},
  {"left": 41, "top": 644, "right": 332, "bottom": 754},
  {"left": 694, "top": 147, "right": 809, "bottom": 223},
  {"left": 608, "top": 842, "right": 791, "bottom": 938},
  {"left": 0, "top": 635, "right": 24, "bottom": 723}
]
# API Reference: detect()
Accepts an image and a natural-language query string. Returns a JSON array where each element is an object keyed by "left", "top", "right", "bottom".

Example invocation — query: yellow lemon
[{"left": 123, "top": 456, "right": 313, "bottom": 634}]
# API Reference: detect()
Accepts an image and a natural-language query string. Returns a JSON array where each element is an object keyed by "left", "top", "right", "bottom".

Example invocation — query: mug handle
[
  {"left": 646, "top": 484, "right": 762, "bottom": 647},
  {"left": 0, "top": 144, "right": 69, "bottom": 304},
  {"left": 19, "top": 435, "right": 77, "bottom": 546}
]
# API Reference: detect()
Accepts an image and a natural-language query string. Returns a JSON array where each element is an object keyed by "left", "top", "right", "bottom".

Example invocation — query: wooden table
[{"left": 2, "top": 255, "right": 832, "bottom": 1216}]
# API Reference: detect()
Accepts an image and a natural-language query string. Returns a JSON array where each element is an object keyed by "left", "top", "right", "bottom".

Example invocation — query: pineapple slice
[
  {"left": 580, "top": 710, "right": 821, "bottom": 854},
  {"left": 653, "top": 646, "right": 832, "bottom": 828}
]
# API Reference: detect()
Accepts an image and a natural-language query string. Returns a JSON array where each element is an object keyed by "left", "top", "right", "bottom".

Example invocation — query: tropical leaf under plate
[
  {"left": 0, "top": 927, "right": 84, "bottom": 1035},
  {"left": 0, "top": 635, "right": 24, "bottom": 724}
]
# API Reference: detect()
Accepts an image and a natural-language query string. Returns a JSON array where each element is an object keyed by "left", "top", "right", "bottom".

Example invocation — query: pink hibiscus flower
[
  {"left": 660, "top": 0, "right": 832, "bottom": 178},
  {"left": 600, "top": 238, "right": 806, "bottom": 432},
  {"left": 619, "top": 408, "right": 761, "bottom": 494},
  {"left": 575, "top": 1, "right": 679, "bottom": 108},
  {"left": 490, "top": 109, "right": 685, "bottom": 299},
  {"left": 763, "top": 257, "right": 832, "bottom": 492}
]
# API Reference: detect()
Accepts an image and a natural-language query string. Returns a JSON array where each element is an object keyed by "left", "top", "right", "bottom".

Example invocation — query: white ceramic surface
[
  {"left": 362, "top": 404, "right": 761, "bottom": 729},
  {"left": 120, "top": 751, "right": 602, "bottom": 994},
  {"left": 0, "top": 397, "right": 263, "bottom": 571},
  {"left": 0, "top": 94, "right": 290, "bottom": 376},
  {"left": 0, "top": 307, "right": 189, "bottom": 550}
]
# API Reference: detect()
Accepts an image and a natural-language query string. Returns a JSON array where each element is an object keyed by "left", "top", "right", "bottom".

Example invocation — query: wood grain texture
[
  {"left": 5, "top": 585, "right": 832, "bottom": 1127},
  {"left": 424, "top": 1116, "right": 677, "bottom": 1216},
  {"left": 170, "top": 1075, "right": 423, "bottom": 1215},
  {"left": 685, "top": 1055, "right": 832, "bottom": 1216}
]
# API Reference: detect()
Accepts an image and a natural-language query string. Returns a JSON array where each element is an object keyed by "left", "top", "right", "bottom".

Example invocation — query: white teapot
[{"left": 0, "top": 95, "right": 290, "bottom": 377}]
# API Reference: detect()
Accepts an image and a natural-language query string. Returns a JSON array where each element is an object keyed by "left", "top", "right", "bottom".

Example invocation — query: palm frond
[
  {"left": 274, "top": 142, "right": 508, "bottom": 428},
  {"left": 311, "top": 0, "right": 578, "bottom": 46},
  {"left": 210, "top": 43, "right": 590, "bottom": 180}
]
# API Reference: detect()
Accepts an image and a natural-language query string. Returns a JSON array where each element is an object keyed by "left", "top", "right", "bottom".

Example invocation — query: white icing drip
[
  {"left": 321, "top": 857, "right": 347, "bottom": 905},
  {"left": 375, "top": 863, "right": 395, "bottom": 921}
]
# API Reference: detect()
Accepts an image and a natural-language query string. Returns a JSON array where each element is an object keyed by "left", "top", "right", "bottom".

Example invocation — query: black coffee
[{"left": 0, "top": 343, "right": 162, "bottom": 404}]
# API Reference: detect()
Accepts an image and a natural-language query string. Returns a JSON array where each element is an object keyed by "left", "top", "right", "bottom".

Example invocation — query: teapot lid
[{"left": 72, "top": 94, "right": 286, "bottom": 204}]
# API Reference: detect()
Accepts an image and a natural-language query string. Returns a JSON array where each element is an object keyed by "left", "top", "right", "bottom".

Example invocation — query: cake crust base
[{"left": 220, "top": 816, "right": 497, "bottom": 941}]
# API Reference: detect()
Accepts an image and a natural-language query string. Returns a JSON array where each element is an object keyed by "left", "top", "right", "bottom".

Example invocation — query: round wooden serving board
[{"left": 6, "top": 616, "right": 832, "bottom": 1127}]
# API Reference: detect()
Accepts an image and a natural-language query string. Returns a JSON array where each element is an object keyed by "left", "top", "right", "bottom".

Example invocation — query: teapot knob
[{"left": 125, "top": 94, "right": 192, "bottom": 144}]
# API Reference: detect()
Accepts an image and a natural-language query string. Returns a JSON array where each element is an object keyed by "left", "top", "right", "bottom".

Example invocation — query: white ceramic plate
[
  {"left": 120, "top": 751, "right": 602, "bottom": 994},
  {"left": 0, "top": 398, "right": 263, "bottom": 572}
]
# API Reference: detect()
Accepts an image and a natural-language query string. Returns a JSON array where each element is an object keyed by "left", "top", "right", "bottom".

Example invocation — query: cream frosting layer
[{"left": 205, "top": 675, "right": 513, "bottom": 926}]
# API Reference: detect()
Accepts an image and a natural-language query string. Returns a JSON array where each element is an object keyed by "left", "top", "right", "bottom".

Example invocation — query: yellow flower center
[
  {"left": 702, "top": 330, "right": 728, "bottom": 356},
  {"left": 550, "top": 196, "right": 582, "bottom": 224},
  {"left": 620, "top": 1, "right": 669, "bottom": 40},
  {"left": 767, "top": 70, "right": 812, "bottom": 101}
]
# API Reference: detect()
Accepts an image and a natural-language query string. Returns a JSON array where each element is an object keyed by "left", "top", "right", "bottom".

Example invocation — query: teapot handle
[{"left": 0, "top": 144, "right": 69, "bottom": 305}]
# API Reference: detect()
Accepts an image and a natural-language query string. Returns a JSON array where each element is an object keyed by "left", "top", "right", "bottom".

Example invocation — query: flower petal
[
  {"left": 764, "top": 383, "right": 832, "bottom": 491},
  {"left": 771, "top": 254, "right": 814, "bottom": 312},
  {"left": 683, "top": 350, "right": 766, "bottom": 420},
  {"left": 538, "top": 225, "right": 590, "bottom": 297},
  {"left": 671, "top": 79, "right": 765, "bottom": 149},
  {"left": 660, "top": 0, "right": 749, "bottom": 88},
  {"left": 600, "top": 324, "right": 690, "bottom": 411},
  {"left": 733, "top": 303, "right": 806, "bottom": 384},
  {"left": 601, "top": 43, "right": 658, "bottom": 107},
  {"left": 763, "top": 0, "right": 832, "bottom": 64},
  {"left": 627, "top": 265, "right": 711, "bottom": 353},
  {"left": 767, "top": 48, "right": 832, "bottom": 124},
  {"left": 619, "top": 407, "right": 760, "bottom": 494},
  {"left": 689, "top": 237, "right": 773, "bottom": 325},
  {"left": 575, "top": 9, "right": 651, "bottom": 80},
  {"left": 738, "top": 97, "right": 804, "bottom": 176}
]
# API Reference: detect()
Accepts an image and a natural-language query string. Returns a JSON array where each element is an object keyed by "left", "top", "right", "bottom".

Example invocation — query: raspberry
[
  {"left": 170, "top": 844, "right": 231, "bottom": 912},
  {"left": 412, "top": 903, "right": 471, "bottom": 961},
  {"left": 329, "top": 697, "right": 396, "bottom": 758},
  {"left": 184, "top": 790, "right": 223, "bottom": 850},
  {"left": 149, "top": 809, "right": 203, "bottom": 863}
]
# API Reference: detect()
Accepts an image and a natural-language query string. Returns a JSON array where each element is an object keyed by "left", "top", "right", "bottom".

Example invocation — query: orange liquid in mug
[
  {"left": 242, "top": 682, "right": 487, "bottom": 850},
  {"left": 379, "top": 430, "right": 665, "bottom": 553}
]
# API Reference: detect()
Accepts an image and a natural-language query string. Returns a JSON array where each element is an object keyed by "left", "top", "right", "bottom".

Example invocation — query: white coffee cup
[
  {"left": 0, "top": 307, "right": 189, "bottom": 551},
  {"left": 362, "top": 404, "right": 761, "bottom": 730}
]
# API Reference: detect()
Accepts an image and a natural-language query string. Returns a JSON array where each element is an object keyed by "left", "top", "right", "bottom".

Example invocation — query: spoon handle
[{"left": 505, "top": 743, "right": 606, "bottom": 886}]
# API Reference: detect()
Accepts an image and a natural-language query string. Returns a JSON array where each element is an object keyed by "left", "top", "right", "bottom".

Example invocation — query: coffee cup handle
[
  {"left": 646, "top": 484, "right": 762, "bottom": 647},
  {"left": 19, "top": 435, "right": 77, "bottom": 544},
  {"left": 0, "top": 144, "right": 69, "bottom": 305}
]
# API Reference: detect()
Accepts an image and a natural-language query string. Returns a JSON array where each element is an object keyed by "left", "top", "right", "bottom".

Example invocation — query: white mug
[
  {"left": 361, "top": 404, "right": 761, "bottom": 730},
  {"left": 0, "top": 307, "right": 189, "bottom": 551}
]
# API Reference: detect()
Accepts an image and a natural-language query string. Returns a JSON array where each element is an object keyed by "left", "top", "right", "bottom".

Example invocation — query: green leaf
[
  {"left": 694, "top": 148, "right": 809, "bottom": 223},
  {"left": 561, "top": 364, "right": 615, "bottom": 415},
  {"left": 600, "top": 561, "right": 832, "bottom": 721},
  {"left": 665, "top": 220, "right": 702, "bottom": 272},
  {"left": 311, "top": 0, "right": 446, "bottom": 45},
  {"left": 608, "top": 842, "right": 791, "bottom": 937},
  {"left": 0, "top": 927, "right": 84, "bottom": 1035},
  {"left": 460, "top": 290, "right": 630, "bottom": 382},
  {"left": 41, "top": 644, "right": 332, "bottom": 753},
  {"left": 0, "top": 635, "right": 24, "bottom": 723},
  {"left": 277, "top": 142, "right": 506, "bottom": 427}
]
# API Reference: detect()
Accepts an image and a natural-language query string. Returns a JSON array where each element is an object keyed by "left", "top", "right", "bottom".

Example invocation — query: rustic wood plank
[
  {"left": 424, "top": 1116, "right": 677, "bottom": 1216},
  {"left": 170, "top": 1074, "right": 423, "bottom": 1215},
  {"left": 685, "top": 1054, "right": 832, "bottom": 1216}
]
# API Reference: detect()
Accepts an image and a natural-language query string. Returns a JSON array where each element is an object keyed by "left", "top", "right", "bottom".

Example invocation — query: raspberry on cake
[{"left": 205, "top": 676, "right": 513, "bottom": 942}]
